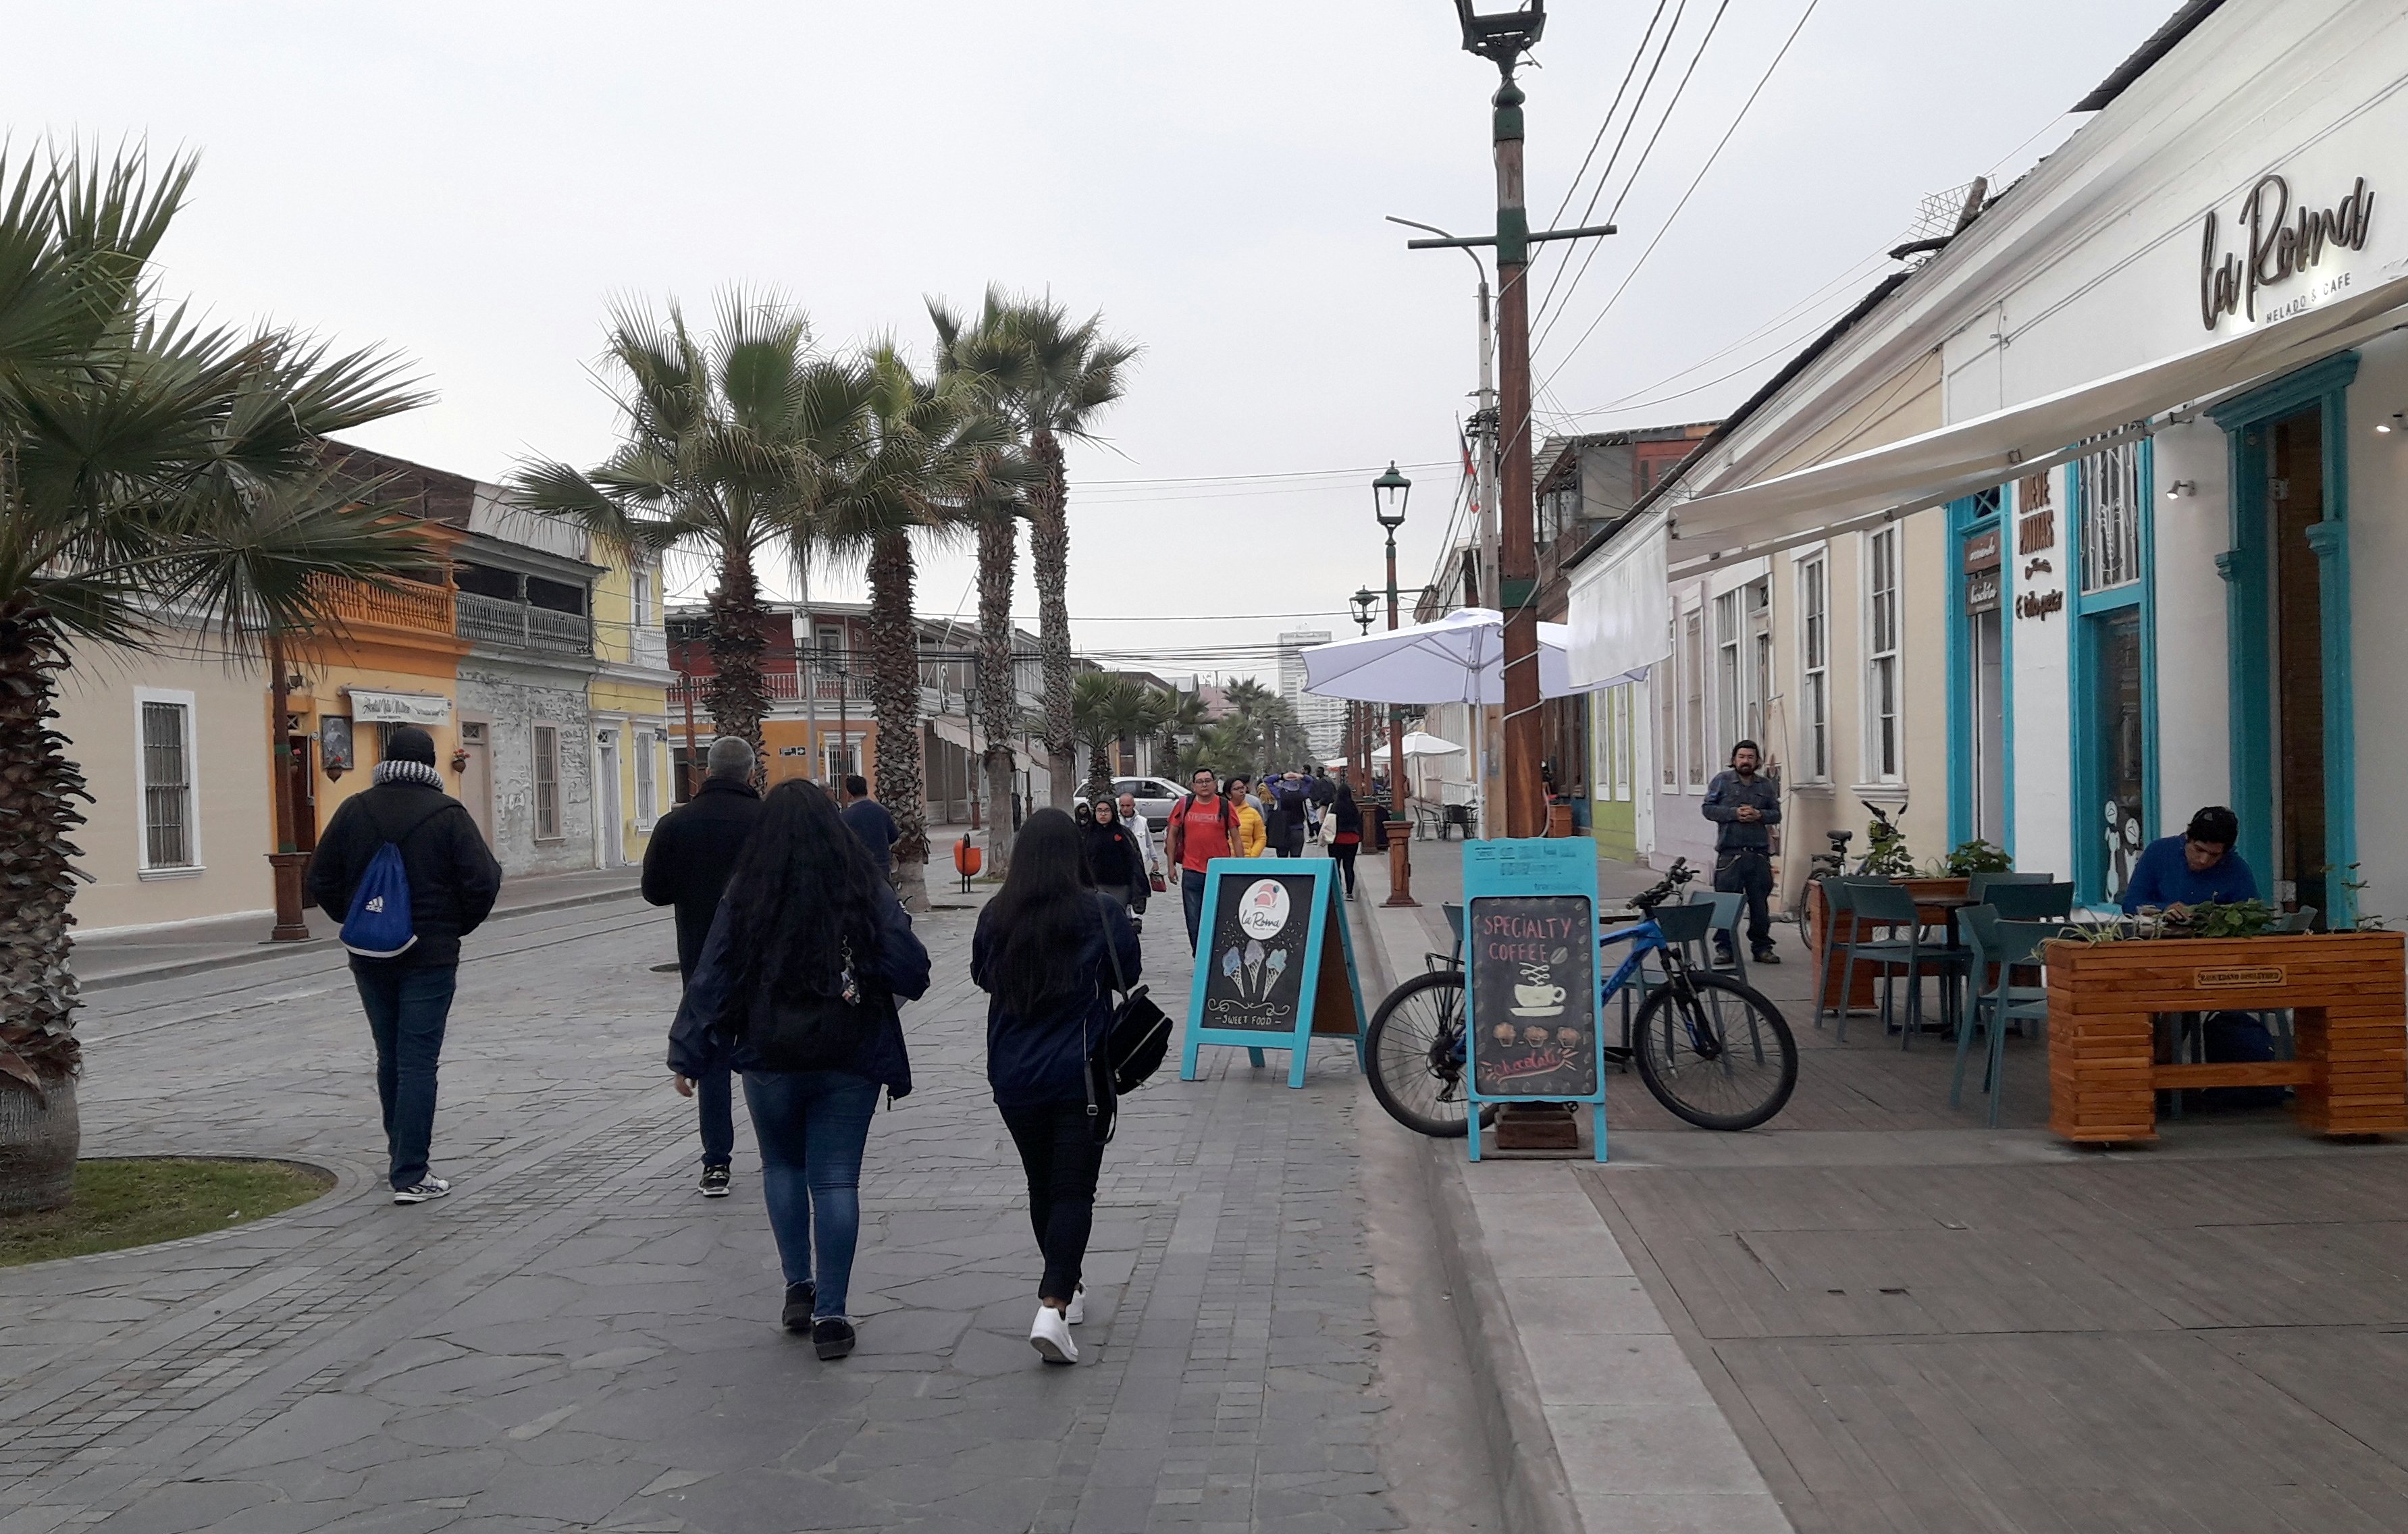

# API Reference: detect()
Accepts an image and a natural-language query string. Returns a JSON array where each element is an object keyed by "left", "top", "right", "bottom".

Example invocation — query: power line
[
  {"left": 1529, "top": 0, "right": 1690, "bottom": 329},
  {"left": 1536, "top": 0, "right": 1673, "bottom": 246}
]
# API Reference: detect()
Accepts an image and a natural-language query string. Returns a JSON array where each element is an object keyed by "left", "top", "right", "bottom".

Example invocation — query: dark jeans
[
  {"left": 742, "top": 1069, "right": 881, "bottom": 1317},
  {"left": 1715, "top": 847, "right": 1775, "bottom": 953},
  {"left": 1000, "top": 1101, "right": 1106, "bottom": 1302},
  {"left": 349, "top": 959, "right": 456, "bottom": 1190},
  {"left": 1331, "top": 842, "right": 1359, "bottom": 895},
  {"left": 696, "top": 1063, "right": 735, "bottom": 1167},
  {"left": 1182, "top": 868, "right": 1209, "bottom": 949}
]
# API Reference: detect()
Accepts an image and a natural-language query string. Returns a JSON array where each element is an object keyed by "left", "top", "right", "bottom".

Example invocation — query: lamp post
[
  {"left": 1347, "top": 588, "right": 1377, "bottom": 796},
  {"left": 1374, "top": 463, "right": 1418, "bottom": 907}
]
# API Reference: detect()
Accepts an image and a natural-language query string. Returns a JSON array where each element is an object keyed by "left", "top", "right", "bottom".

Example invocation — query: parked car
[{"left": 1112, "top": 776, "right": 1188, "bottom": 826}]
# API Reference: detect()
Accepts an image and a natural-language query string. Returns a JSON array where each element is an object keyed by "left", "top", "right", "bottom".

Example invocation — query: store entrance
[{"left": 2266, "top": 404, "right": 2328, "bottom": 919}]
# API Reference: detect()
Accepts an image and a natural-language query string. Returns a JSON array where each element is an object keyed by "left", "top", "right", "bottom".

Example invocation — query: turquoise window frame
[
  {"left": 1945, "top": 490, "right": 2012, "bottom": 855},
  {"left": 2207, "top": 352, "right": 2358, "bottom": 914},
  {"left": 2065, "top": 443, "right": 2160, "bottom": 905}
]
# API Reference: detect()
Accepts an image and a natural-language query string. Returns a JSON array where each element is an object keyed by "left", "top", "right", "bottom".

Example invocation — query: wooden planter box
[
  {"left": 1802, "top": 876, "right": 1970, "bottom": 1012},
  {"left": 2043, "top": 930, "right": 2408, "bottom": 1144}
]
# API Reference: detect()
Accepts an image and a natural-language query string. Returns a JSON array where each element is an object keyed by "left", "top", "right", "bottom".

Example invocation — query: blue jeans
[
  {"left": 349, "top": 960, "right": 456, "bottom": 1190},
  {"left": 696, "top": 1064, "right": 734, "bottom": 1167},
  {"left": 1182, "top": 868, "right": 1209, "bottom": 949},
  {"left": 741, "top": 1069, "right": 881, "bottom": 1317}
]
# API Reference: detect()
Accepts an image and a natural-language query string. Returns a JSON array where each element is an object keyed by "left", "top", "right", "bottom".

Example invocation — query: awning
[
  {"left": 1567, "top": 515, "right": 1669, "bottom": 687},
  {"left": 1665, "top": 268, "right": 2408, "bottom": 573},
  {"left": 346, "top": 689, "right": 452, "bottom": 726}
]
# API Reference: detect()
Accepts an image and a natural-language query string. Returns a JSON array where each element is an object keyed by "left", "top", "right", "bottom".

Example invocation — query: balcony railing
[
  {"left": 306, "top": 573, "right": 455, "bottom": 635},
  {"left": 456, "top": 590, "right": 593, "bottom": 656},
  {"left": 669, "top": 660, "right": 872, "bottom": 710},
  {"left": 631, "top": 628, "right": 669, "bottom": 670}
]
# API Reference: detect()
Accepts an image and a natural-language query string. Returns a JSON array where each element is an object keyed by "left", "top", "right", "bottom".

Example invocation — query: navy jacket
[
  {"left": 841, "top": 797, "right": 900, "bottom": 878},
  {"left": 666, "top": 883, "right": 931, "bottom": 1095},
  {"left": 305, "top": 778, "right": 502, "bottom": 968},
  {"left": 641, "top": 777, "right": 762, "bottom": 978},
  {"left": 974, "top": 892, "right": 1142, "bottom": 1110},
  {"left": 1702, "top": 770, "right": 1781, "bottom": 851}
]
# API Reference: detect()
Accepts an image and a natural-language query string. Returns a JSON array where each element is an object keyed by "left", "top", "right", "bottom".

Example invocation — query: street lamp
[
  {"left": 1455, "top": 0, "right": 1545, "bottom": 62},
  {"left": 1350, "top": 587, "right": 1377, "bottom": 635},
  {"left": 1374, "top": 463, "right": 1418, "bottom": 907}
]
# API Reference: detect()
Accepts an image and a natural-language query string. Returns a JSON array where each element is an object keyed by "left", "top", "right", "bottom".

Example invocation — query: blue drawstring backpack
[{"left": 340, "top": 799, "right": 452, "bottom": 958}]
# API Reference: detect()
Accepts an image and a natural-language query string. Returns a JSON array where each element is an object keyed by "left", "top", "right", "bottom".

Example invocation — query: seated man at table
[{"left": 2121, "top": 805, "right": 2259, "bottom": 915}]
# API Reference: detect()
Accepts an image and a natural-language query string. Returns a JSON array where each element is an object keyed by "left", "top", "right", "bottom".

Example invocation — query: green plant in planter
[
  {"left": 1940, "top": 839, "right": 2012, "bottom": 878},
  {"left": 1858, "top": 807, "right": 1914, "bottom": 877},
  {"left": 2327, "top": 863, "right": 2386, "bottom": 931},
  {"left": 2168, "top": 899, "right": 2279, "bottom": 938}
]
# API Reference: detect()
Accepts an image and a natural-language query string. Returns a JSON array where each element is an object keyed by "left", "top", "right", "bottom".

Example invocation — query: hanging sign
[
  {"left": 1180, "top": 858, "right": 1365, "bottom": 1088},
  {"left": 347, "top": 689, "right": 452, "bottom": 726},
  {"left": 1463, "top": 838, "right": 1608, "bottom": 1161}
]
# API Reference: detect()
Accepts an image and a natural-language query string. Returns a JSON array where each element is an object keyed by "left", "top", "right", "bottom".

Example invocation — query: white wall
[
  {"left": 2151, "top": 419, "right": 2236, "bottom": 837},
  {"left": 2348, "top": 329, "right": 2408, "bottom": 914}
]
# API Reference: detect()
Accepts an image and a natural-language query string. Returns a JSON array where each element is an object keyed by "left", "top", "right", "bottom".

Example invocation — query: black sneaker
[
  {"left": 781, "top": 1281, "right": 816, "bottom": 1331},
  {"left": 812, "top": 1317, "right": 857, "bottom": 1360},
  {"left": 1752, "top": 949, "right": 1782, "bottom": 966},
  {"left": 700, "top": 1165, "right": 731, "bottom": 1198}
]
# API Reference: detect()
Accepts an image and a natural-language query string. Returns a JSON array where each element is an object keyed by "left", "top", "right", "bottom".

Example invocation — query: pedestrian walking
[
  {"left": 972, "top": 808, "right": 1142, "bottom": 1366},
  {"left": 1307, "top": 765, "right": 1335, "bottom": 841},
  {"left": 1328, "top": 782, "right": 1364, "bottom": 898},
  {"left": 666, "top": 780, "right": 931, "bottom": 1358},
  {"left": 1272, "top": 772, "right": 1311, "bottom": 857},
  {"left": 1082, "top": 795, "right": 1151, "bottom": 926},
  {"left": 1165, "top": 767, "right": 1242, "bottom": 947},
  {"left": 1116, "top": 791, "right": 1161, "bottom": 887},
  {"left": 839, "top": 773, "right": 899, "bottom": 882},
  {"left": 304, "top": 724, "right": 502, "bottom": 1206},
  {"left": 641, "top": 736, "right": 762, "bottom": 1198},
  {"left": 1702, "top": 740, "right": 1783, "bottom": 965},
  {"left": 1225, "top": 775, "right": 1267, "bottom": 857}
]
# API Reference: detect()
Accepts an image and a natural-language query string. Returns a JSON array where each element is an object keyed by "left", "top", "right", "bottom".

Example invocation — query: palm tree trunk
[
  {"left": 0, "top": 596, "right": 88, "bottom": 1119},
  {"left": 974, "top": 511, "right": 1018, "bottom": 878},
  {"left": 703, "top": 546, "right": 771, "bottom": 788},
  {"left": 867, "top": 530, "right": 931, "bottom": 913},
  {"left": 1028, "top": 427, "right": 1076, "bottom": 810}
]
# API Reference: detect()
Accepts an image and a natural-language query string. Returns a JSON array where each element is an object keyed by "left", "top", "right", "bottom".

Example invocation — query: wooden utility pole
[{"left": 265, "top": 632, "right": 311, "bottom": 941}]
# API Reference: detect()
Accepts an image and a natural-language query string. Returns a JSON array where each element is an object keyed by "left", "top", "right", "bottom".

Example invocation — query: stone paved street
[{"left": 1, "top": 894, "right": 1462, "bottom": 1533}]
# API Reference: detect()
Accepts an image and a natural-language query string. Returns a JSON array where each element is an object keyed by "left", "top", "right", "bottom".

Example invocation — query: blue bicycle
[{"left": 1364, "top": 859, "right": 1798, "bottom": 1136}]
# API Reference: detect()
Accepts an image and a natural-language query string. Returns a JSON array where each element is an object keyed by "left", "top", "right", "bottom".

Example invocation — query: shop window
[
  {"left": 2078, "top": 440, "right": 2143, "bottom": 593},
  {"left": 1715, "top": 590, "right": 1742, "bottom": 762},
  {"left": 1681, "top": 608, "right": 1705, "bottom": 787},
  {"left": 533, "top": 724, "right": 562, "bottom": 840},
  {"left": 1746, "top": 578, "right": 1771, "bottom": 746},
  {"left": 137, "top": 693, "right": 197, "bottom": 872},
  {"left": 2069, "top": 438, "right": 2156, "bottom": 903},
  {"left": 1658, "top": 621, "right": 1677, "bottom": 788},
  {"left": 1865, "top": 528, "right": 1901, "bottom": 781},
  {"left": 1798, "top": 554, "right": 1829, "bottom": 782},
  {"left": 635, "top": 730, "right": 658, "bottom": 825}
]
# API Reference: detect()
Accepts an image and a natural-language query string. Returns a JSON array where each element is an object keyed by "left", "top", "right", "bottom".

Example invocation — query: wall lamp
[
  {"left": 2164, "top": 480, "right": 2197, "bottom": 500},
  {"left": 2379, "top": 413, "right": 2405, "bottom": 434}
]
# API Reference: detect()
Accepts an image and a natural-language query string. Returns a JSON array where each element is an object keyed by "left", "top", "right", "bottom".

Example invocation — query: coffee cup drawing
[{"left": 1511, "top": 982, "right": 1567, "bottom": 1017}]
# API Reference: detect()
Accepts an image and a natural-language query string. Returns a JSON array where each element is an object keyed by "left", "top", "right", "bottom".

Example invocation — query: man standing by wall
[
  {"left": 1165, "top": 766, "right": 1241, "bottom": 948},
  {"left": 1702, "top": 740, "right": 1781, "bottom": 966},
  {"left": 840, "top": 772, "right": 899, "bottom": 883},
  {"left": 305, "top": 724, "right": 503, "bottom": 1205},
  {"left": 641, "top": 736, "right": 763, "bottom": 1197}
]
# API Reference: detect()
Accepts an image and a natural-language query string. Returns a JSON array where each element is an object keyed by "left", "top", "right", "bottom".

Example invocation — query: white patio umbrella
[{"left": 1400, "top": 731, "right": 1464, "bottom": 756}]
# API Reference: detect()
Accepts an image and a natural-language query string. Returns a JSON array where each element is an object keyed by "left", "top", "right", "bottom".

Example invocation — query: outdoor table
[{"left": 2042, "top": 930, "right": 2408, "bottom": 1143}]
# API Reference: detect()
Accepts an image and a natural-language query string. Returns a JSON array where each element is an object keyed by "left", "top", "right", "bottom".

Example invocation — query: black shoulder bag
[{"left": 1095, "top": 901, "right": 1172, "bottom": 1095}]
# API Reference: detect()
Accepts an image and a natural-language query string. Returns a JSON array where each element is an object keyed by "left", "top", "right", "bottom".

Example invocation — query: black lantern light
[
  {"left": 1350, "top": 587, "right": 1377, "bottom": 633},
  {"left": 1455, "top": 0, "right": 1545, "bottom": 64},
  {"left": 1371, "top": 462, "right": 1412, "bottom": 531}
]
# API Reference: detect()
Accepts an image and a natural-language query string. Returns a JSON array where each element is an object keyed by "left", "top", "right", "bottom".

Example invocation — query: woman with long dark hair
[
  {"left": 972, "top": 808, "right": 1141, "bottom": 1366},
  {"left": 1328, "top": 781, "right": 1364, "bottom": 899},
  {"left": 669, "top": 779, "right": 930, "bottom": 1359},
  {"left": 1082, "top": 795, "right": 1149, "bottom": 922}
]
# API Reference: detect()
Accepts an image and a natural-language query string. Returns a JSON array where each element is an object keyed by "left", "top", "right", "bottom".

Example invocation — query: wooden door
[{"left": 2268, "top": 404, "right": 2327, "bottom": 918}]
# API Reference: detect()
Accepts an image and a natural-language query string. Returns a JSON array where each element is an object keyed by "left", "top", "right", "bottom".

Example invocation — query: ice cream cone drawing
[
  {"left": 1242, "top": 938, "right": 1266, "bottom": 1000},
  {"left": 1263, "top": 948, "right": 1288, "bottom": 997}
]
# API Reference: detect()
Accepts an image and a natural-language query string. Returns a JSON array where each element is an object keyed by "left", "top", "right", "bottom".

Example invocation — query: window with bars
[
  {"left": 1866, "top": 528, "right": 1901, "bottom": 781},
  {"left": 139, "top": 698, "right": 194, "bottom": 869},
  {"left": 2078, "top": 439, "right": 2143, "bottom": 593},
  {"left": 1798, "top": 555, "right": 1829, "bottom": 781},
  {"left": 1715, "top": 590, "right": 1742, "bottom": 763},
  {"left": 1682, "top": 608, "right": 1706, "bottom": 787},
  {"left": 635, "top": 731, "right": 657, "bottom": 824},
  {"left": 1659, "top": 623, "right": 1677, "bottom": 787},
  {"left": 533, "top": 725, "right": 561, "bottom": 840},
  {"left": 1746, "top": 578, "right": 1772, "bottom": 747}
]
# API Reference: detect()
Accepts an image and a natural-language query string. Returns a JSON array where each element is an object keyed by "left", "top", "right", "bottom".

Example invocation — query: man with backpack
[
  {"left": 305, "top": 724, "right": 502, "bottom": 1205},
  {"left": 1164, "top": 766, "right": 1242, "bottom": 949}
]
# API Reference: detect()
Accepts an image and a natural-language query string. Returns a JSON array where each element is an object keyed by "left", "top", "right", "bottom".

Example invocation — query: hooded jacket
[{"left": 305, "top": 774, "right": 502, "bottom": 968}]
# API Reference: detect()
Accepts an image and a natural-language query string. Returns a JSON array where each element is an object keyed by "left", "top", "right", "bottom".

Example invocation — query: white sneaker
[
  {"left": 1065, "top": 1285, "right": 1086, "bottom": 1326},
  {"left": 1029, "top": 1304, "right": 1077, "bottom": 1365}
]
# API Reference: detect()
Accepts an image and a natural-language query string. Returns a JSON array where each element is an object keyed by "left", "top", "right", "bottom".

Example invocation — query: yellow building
[{"left": 587, "top": 540, "right": 675, "bottom": 865}]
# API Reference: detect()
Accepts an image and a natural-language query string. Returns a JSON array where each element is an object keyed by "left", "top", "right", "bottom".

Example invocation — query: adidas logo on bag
[{"left": 365, "top": 896, "right": 386, "bottom": 914}]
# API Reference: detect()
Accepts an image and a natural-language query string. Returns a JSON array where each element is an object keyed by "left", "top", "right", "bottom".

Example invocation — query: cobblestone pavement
[{"left": 1, "top": 897, "right": 1421, "bottom": 1533}]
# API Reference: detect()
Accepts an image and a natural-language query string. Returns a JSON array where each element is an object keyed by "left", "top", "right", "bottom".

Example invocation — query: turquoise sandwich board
[
  {"left": 1461, "top": 839, "right": 1608, "bottom": 1162},
  {"left": 1179, "top": 857, "right": 1365, "bottom": 1088}
]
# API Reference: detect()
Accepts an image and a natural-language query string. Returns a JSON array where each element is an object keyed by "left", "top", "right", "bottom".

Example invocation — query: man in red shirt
[{"left": 1165, "top": 766, "right": 1242, "bottom": 948}]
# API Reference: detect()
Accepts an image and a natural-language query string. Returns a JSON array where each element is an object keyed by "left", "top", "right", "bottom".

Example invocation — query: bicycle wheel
[
  {"left": 1631, "top": 972, "right": 1798, "bottom": 1131},
  {"left": 1365, "top": 971, "right": 1499, "bottom": 1138}
]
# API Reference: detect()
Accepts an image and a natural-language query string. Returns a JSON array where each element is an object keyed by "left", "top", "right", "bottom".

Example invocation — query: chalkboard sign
[
  {"left": 1461, "top": 839, "right": 1607, "bottom": 1161},
  {"left": 1467, "top": 895, "right": 1599, "bottom": 1098},
  {"left": 1180, "top": 858, "right": 1365, "bottom": 1088}
]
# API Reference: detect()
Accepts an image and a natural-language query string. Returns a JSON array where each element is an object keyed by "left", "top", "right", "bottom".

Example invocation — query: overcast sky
[{"left": 7, "top": 0, "right": 2171, "bottom": 683}]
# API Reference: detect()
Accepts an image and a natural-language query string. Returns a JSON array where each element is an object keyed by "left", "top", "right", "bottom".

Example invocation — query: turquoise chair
[
  {"left": 1967, "top": 871, "right": 2054, "bottom": 901},
  {"left": 1838, "top": 879, "right": 1970, "bottom": 1047},
  {"left": 1985, "top": 882, "right": 2074, "bottom": 921},
  {"left": 1687, "top": 888, "right": 1750, "bottom": 987},
  {"left": 1956, "top": 907, "right": 2053, "bottom": 1126}
]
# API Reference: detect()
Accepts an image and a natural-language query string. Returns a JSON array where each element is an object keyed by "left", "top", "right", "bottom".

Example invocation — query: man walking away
[
  {"left": 840, "top": 773, "right": 899, "bottom": 882},
  {"left": 305, "top": 724, "right": 502, "bottom": 1205},
  {"left": 1702, "top": 739, "right": 1782, "bottom": 966},
  {"left": 1272, "top": 772, "right": 1312, "bottom": 857},
  {"left": 642, "top": 735, "right": 763, "bottom": 1197},
  {"left": 1308, "top": 765, "right": 1336, "bottom": 841},
  {"left": 1165, "top": 767, "right": 1242, "bottom": 948}
]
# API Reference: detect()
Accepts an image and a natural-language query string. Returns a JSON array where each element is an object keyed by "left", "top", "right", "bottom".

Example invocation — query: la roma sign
[{"left": 2201, "top": 173, "right": 2374, "bottom": 330}]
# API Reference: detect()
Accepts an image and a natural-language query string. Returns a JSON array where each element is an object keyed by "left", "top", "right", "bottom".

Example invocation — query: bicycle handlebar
[{"left": 1627, "top": 858, "right": 1696, "bottom": 913}]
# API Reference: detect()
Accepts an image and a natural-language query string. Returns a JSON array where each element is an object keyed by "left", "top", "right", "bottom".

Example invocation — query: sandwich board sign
[
  {"left": 1180, "top": 857, "right": 1365, "bottom": 1088},
  {"left": 1462, "top": 838, "right": 1607, "bottom": 1161}
]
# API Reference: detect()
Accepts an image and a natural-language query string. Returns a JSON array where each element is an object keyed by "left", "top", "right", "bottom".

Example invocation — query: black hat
[{"left": 386, "top": 724, "right": 438, "bottom": 766}]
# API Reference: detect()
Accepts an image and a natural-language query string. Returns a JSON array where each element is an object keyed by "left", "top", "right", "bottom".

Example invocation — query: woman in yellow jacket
[{"left": 1224, "top": 775, "right": 1268, "bottom": 857}]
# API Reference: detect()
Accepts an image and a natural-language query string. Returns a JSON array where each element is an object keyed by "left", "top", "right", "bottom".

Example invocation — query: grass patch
[{"left": 0, "top": 1158, "right": 334, "bottom": 1268}]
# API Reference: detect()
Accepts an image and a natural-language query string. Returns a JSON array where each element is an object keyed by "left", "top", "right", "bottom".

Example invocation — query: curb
[
  {"left": 1353, "top": 884, "right": 1586, "bottom": 1534},
  {"left": 78, "top": 884, "right": 648, "bottom": 993}
]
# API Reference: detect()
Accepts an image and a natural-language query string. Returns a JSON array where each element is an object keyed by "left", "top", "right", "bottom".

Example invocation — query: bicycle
[{"left": 1364, "top": 859, "right": 1798, "bottom": 1137}]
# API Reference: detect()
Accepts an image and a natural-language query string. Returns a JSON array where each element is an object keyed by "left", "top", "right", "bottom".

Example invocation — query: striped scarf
[{"left": 373, "top": 759, "right": 444, "bottom": 790}]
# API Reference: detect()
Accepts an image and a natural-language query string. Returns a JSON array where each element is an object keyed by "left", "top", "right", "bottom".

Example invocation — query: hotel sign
[{"left": 2201, "top": 173, "right": 2374, "bottom": 330}]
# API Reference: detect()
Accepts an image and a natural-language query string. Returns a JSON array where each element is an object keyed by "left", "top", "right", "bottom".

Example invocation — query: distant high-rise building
[{"left": 1277, "top": 630, "right": 1343, "bottom": 762}]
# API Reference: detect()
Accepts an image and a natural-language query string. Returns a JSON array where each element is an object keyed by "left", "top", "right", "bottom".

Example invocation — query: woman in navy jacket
[
  {"left": 669, "top": 781, "right": 929, "bottom": 1358},
  {"left": 972, "top": 808, "right": 1141, "bottom": 1367}
]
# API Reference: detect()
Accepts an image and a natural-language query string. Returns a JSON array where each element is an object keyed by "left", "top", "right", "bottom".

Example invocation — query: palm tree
[
  {"left": 965, "top": 289, "right": 1138, "bottom": 812},
  {"left": 1070, "top": 673, "right": 1163, "bottom": 799},
  {"left": 0, "top": 143, "right": 431, "bottom": 1203},
  {"left": 1155, "top": 687, "right": 1209, "bottom": 772},
  {"left": 810, "top": 348, "right": 1023, "bottom": 912},
  {"left": 513, "top": 293, "right": 818, "bottom": 780},
  {"left": 928, "top": 292, "right": 1031, "bottom": 874}
]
